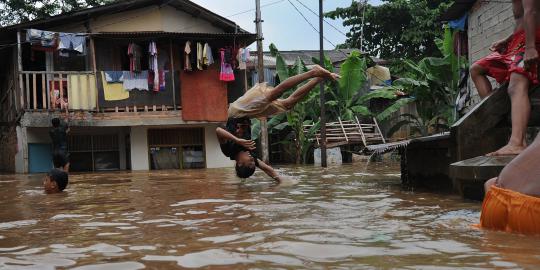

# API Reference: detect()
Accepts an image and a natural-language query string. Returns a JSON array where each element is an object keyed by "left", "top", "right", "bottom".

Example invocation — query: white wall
[
  {"left": 204, "top": 124, "right": 235, "bottom": 168},
  {"left": 130, "top": 126, "right": 150, "bottom": 171},
  {"left": 14, "top": 126, "right": 26, "bottom": 173}
]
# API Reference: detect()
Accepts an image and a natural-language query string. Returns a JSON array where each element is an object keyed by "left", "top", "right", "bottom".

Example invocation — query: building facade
[{"left": 0, "top": 0, "right": 255, "bottom": 173}]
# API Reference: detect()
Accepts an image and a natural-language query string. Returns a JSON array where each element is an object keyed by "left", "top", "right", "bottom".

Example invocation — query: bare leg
[
  {"left": 470, "top": 63, "right": 493, "bottom": 99},
  {"left": 497, "top": 134, "right": 540, "bottom": 197},
  {"left": 280, "top": 77, "right": 323, "bottom": 109},
  {"left": 487, "top": 73, "right": 530, "bottom": 156},
  {"left": 484, "top": 177, "right": 497, "bottom": 196},
  {"left": 265, "top": 65, "right": 337, "bottom": 101}
]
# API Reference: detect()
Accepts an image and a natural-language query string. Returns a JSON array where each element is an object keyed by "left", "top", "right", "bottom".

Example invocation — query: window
[{"left": 148, "top": 128, "right": 205, "bottom": 170}]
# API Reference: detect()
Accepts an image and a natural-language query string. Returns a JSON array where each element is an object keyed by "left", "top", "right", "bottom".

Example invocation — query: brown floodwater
[{"left": 0, "top": 162, "right": 539, "bottom": 269}]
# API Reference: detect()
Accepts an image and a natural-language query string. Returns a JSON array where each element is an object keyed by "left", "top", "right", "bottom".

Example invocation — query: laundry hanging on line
[
  {"left": 123, "top": 70, "right": 149, "bottom": 91},
  {"left": 58, "top": 33, "right": 86, "bottom": 56}
]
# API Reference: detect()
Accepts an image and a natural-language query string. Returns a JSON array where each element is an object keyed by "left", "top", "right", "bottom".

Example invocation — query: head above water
[
  {"left": 43, "top": 168, "right": 68, "bottom": 194},
  {"left": 235, "top": 151, "right": 256, "bottom": 178},
  {"left": 51, "top": 118, "right": 60, "bottom": 128}
]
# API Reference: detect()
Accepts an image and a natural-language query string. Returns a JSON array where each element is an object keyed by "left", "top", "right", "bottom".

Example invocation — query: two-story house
[{"left": 0, "top": 0, "right": 255, "bottom": 173}]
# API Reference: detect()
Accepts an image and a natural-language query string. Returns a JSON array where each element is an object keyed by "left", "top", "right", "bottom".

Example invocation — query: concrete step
[{"left": 450, "top": 155, "right": 515, "bottom": 201}]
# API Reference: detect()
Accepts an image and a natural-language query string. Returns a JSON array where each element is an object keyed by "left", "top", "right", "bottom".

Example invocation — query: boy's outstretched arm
[
  {"left": 256, "top": 159, "right": 281, "bottom": 182},
  {"left": 216, "top": 127, "right": 255, "bottom": 150}
]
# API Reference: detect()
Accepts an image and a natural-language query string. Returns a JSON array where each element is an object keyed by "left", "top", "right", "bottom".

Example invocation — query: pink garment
[{"left": 219, "top": 49, "right": 235, "bottom": 82}]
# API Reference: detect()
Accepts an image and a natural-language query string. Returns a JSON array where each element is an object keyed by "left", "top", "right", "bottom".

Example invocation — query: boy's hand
[
  {"left": 490, "top": 39, "right": 508, "bottom": 53},
  {"left": 235, "top": 138, "right": 256, "bottom": 151},
  {"left": 524, "top": 47, "right": 539, "bottom": 71}
]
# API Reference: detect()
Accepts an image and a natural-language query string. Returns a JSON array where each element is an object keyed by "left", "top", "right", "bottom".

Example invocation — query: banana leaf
[{"left": 376, "top": 97, "right": 415, "bottom": 121}]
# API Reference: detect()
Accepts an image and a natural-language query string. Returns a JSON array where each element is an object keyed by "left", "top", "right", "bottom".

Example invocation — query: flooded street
[{"left": 0, "top": 162, "right": 539, "bottom": 269}]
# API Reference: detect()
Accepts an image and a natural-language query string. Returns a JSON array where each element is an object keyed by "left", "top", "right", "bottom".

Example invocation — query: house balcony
[{"left": 18, "top": 70, "right": 185, "bottom": 128}]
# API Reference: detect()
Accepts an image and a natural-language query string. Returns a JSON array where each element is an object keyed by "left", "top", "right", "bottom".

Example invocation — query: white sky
[{"left": 190, "top": 0, "right": 383, "bottom": 51}]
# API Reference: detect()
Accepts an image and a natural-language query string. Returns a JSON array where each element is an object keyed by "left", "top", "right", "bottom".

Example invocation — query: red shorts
[{"left": 475, "top": 28, "right": 540, "bottom": 85}]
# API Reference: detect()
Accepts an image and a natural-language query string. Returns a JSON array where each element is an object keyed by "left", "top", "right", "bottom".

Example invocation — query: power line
[
  {"left": 226, "top": 0, "right": 285, "bottom": 17},
  {"left": 293, "top": 0, "right": 348, "bottom": 38},
  {"left": 286, "top": 0, "right": 341, "bottom": 50}
]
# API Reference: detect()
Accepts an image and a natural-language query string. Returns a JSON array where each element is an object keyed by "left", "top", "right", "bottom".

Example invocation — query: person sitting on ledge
[
  {"left": 480, "top": 132, "right": 540, "bottom": 235},
  {"left": 469, "top": 0, "right": 539, "bottom": 156}
]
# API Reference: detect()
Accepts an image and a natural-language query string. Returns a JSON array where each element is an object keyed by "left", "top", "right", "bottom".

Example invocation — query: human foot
[
  {"left": 311, "top": 65, "right": 333, "bottom": 79},
  {"left": 486, "top": 144, "right": 526, "bottom": 156}
]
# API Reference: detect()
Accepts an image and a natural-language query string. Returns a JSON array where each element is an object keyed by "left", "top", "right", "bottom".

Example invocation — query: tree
[
  {"left": 0, "top": 0, "right": 114, "bottom": 26},
  {"left": 325, "top": 0, "right": 453, "bottom": 60}
]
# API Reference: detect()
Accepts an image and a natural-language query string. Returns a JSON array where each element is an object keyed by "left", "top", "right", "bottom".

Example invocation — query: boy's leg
[
  {"left": 280, "top": 77, "right": 323, "bottom": 110},
  {"left": 265, "top": 65, "right": 334, "bottom": 101},
  {"left": 470, "top": 63, "right": 493, "bottom": 99},
  {"left": 488, "top": 73, "right": 530, "bottom": 156}
]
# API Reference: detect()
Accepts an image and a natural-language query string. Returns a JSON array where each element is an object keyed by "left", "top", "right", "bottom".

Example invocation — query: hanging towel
[
  {"left": 123, "top": 71, "right": 149, "bottom": 91},
  {"left": 148, "top": 70, "right": 165, "bottom": 92},
  {"left": 203, "top": 43, "right": 214, "bottom": 66},
  {"left": 184, "top": 41, "right": 192, "bottom": 71},
  {"left": 58, "top": 33, "right": 85, "bottom": 55},
  {"left": 197, "top": 42, "right": 203, "bottom": 70},
  {"left": 101, "top": 72, "right": 129, "bottom": 101},
  {"left": 68, "top": 74, "right": 97, "bottom": 110},
  {"left": 104, "top": 71, "right": 124, "bottom": 83}
]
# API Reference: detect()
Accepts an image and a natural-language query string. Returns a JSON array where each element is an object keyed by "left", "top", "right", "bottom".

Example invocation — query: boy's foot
[
  {"left": 311, "top": 65, "right": 334, "bottom": 79},
  {"left": 486, "top": 144, "right": 526, "bottom": 156}
]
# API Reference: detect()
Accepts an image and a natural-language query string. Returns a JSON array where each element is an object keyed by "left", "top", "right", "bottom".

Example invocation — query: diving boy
[{"left": 216, "top": 65, "right": 339, "bottom": 181}]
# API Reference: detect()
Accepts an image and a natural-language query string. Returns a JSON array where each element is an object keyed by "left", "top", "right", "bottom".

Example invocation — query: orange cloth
[
  {"left": 480, "top": 186, "right": 540, "bottom": 235},
  {"left": 180, "top": 66, "right": 228, "bottom": 121}
]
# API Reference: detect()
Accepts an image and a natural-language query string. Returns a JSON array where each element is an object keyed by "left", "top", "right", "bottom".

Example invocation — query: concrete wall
[
  {"left": 160, "top": 6, "right": 223, "bottom": 33},
  {"left": 130, "top": 126, "right": 150, "bottom": 171},
  {"left": 53, "top": 5, "right": 225, "bottom": 34},
  {"left": 204, "top": 124, "right": 235, "bottom": 168},
  {"left": 465, "top": 1, "right": 514, "bottom": 110}
]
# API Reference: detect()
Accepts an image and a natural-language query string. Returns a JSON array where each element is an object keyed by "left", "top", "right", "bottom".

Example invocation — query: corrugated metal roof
[
  {"left": 247, "top": 49, "right": 386, "bottom": 69},
  {"left": 92, "top": 31, "right": 256, "bottom": 38},
  {"left": 0, "top": 0, "right": 250, "bottom": 34}
]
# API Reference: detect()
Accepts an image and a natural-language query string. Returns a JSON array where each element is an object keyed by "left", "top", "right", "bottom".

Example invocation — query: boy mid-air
[{"left": 216, "top": 65, "right": 339, "bottom": 182}]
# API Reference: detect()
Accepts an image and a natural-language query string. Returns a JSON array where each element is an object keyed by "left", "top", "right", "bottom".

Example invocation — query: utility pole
[
  {"left": 255, "top": 0, "right": 269, "bottom": 163},
  {"left": 319, "top": 0, "right": 327, "bottom": 167}
]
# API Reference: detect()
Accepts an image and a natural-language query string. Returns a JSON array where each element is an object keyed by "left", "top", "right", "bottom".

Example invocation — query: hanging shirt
[
  {"left": 237, "top": 48, "right": 246, "bottom": 70},
  {"left": 149, "top": 41, "right": 159, "bottom": 91},
  {"left": 243, "top": 48, "right": 250, "bottom": 63},
  {"left": 58, "top": 33, "right": 85, "bottom": 55},
  {"left": 128, "top": 43, "right": 142, "bottom": 73},
  {"left": 184, "top": 41, "right": 192, "bottom": 71}
]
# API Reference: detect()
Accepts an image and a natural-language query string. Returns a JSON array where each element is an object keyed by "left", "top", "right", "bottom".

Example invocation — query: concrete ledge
[{"left": 20, "top": 111, "right": 223, "bottom": 127}]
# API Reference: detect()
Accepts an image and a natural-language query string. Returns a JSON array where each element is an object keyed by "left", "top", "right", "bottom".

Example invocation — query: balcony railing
[{"left": 19, "top": 71, "right": 96, "bottom": 111}]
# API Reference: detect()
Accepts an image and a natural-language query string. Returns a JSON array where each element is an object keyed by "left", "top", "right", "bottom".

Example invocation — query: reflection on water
[{"left": 0, "top": 162, "right": 539, "bottom": 269}]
